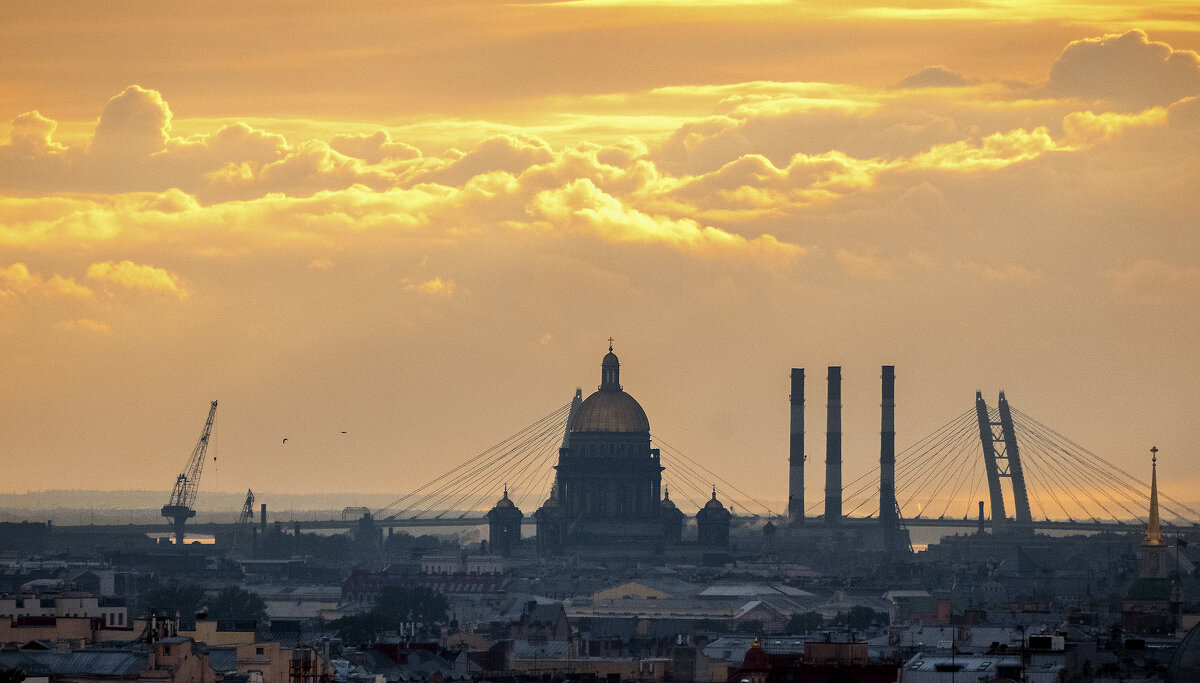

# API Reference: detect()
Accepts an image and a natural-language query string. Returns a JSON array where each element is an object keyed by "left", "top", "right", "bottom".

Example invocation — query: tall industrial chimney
[
  {"left": 825, "top": 366, "right": 842, "bottom": 526},
  {"left": 789, "top": 369, "right": 805, "bottom": 523},
  {"left": 880, "top": 366, "right": 897, "bottom": 543}
]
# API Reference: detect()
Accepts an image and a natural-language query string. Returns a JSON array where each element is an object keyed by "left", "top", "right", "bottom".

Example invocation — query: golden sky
[{"left": 2, "top": 1, "right": 1199, "bottom": 519}]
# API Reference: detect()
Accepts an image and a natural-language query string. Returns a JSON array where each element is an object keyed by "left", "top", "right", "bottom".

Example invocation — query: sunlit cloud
[
  {"left": 528, "top": 178, "right": 803, "bottom": 261},
  {"left": 55, "top": 318, "right": 112, "bottom": 334},
  {"left": 0, "top": 263, "right": 92, "bottom": 300},
  {"left": 86, "top": 261, "right": 188, "bottom": 299},
  {"left": 404, "top": 277, "right": 457, "bottom": 297}
]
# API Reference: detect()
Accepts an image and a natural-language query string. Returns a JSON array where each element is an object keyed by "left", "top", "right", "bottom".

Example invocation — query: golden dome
[{"left": 568, "top": 346, "right": 650, "bottom": 434}]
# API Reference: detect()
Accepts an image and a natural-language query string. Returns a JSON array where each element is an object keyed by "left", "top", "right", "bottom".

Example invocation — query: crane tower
[{"left": 161, "top": 400, "right": 218, "bottom": 546}]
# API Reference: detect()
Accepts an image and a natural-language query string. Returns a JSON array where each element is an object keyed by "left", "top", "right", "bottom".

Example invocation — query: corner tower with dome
[{"left": 535, "top": 343, "right": 683, "bottom": 552}]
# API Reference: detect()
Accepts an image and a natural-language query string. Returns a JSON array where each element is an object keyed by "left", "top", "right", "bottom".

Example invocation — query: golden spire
[{"left": 1143, "top": 446, "right": 1163, "bottom": 547}]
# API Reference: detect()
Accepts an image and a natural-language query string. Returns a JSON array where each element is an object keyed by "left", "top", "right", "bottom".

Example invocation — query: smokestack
[
  {"left": 825, "top": 366, "right": 842, "bottom": 526},
  {"left": 789, "top": 369, "right": 805, "bottom": 523},
  {"left": 978, "top": 501, "right": 986, "bottom": 535},
  {"left": 260, "top": 503, "right": 267, "bottom": 534},
  {"left": 880, "top": 366, "right": 896, "bottom": 534}
]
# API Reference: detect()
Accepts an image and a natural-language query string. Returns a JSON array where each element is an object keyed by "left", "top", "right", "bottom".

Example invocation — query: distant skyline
[{"left": 2, "top": 3, "right": 1198, "bottom": 519}]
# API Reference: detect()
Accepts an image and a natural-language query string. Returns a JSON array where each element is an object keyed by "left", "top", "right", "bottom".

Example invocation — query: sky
[{"left": 2, "top": 1, "right": 1199, "bottom": 522}]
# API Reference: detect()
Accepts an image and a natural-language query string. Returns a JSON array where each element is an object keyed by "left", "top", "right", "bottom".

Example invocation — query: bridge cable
[{"left": 377, "top": 402, "right": 570, "bottom": 520}]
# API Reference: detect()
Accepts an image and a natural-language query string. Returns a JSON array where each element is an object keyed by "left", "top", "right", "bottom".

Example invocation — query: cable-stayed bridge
[
  {"left": 360, "top": 390, "right": 1197, "bottom": 535},
  {"left": 57, "top": 391, "right": 1199, "bottom": 537}
]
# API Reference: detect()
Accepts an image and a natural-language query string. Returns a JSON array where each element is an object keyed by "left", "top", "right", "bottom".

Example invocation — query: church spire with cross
[
  {"left": 1140, "top": 446, "right": 1168, "bottom": 579},
  {"left": 1144, "top": 446, "right": 1163, "bottom": 547}
]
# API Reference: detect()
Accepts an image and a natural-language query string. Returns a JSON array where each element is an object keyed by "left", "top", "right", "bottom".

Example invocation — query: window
[{"left": 256, "top": 647, "right": 264, "bottom": 655}]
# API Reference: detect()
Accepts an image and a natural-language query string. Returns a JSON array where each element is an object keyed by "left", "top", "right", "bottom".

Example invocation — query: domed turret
[
  {"left": 660, "top": 485, "right": 684, "bottom": 544},
  {"left": 487, "top": 485, "right": 523, "bottom": 556},
  {"left": 494, "top": 486, "right": 516, "bottom": 509},
  {"left": 703, "top": 488, "right": 727, "bottom": 511},
  {"left": 661, "top": 486, "right": 678, "bottom": 511},
  {"left": 696, "top": 486, "right": 732, "bottom": 548}
]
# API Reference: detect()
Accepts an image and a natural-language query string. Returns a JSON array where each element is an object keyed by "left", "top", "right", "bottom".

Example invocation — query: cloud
[
  {"left": 907, "top": 127, "right": 1059, "bottom": 170},
  {"left": 55, "top": 318, "right": 112, "bottom": 334},
  {"left": 9, "top": 111, "right": 66, "bottom": 153},
  {"left": 404, "top": 277, "right": 456, "bottom": 296},
  {"left": 955, "top": 261, "right": 1044, "bottom": 287},
  {"left": 834, "top": 249, "right": 899, "bottom": 280},
  {"left": 1049, "top": 30, "right": 1200, "bottom": 109},
  {"left": 330, "top": 131, "right": 421, "bottom": 165},
  {"left": 895, "top": 66, "right": 970, "bottom": 89},
  {"left": 528, "top": 178, "right": 803, "bottom": 261},
  {"left": 1108, "top": 259, "right": 1200, "bottom": 303},
  {"left": 0, "top": 263, "right": 93, "bottom": 299},
  {"left": 89, "top": 85, "right": 173, "bottom": 159},
  {"left": 86, "top": 261, "right": 188, "bottom": 299},
  {"left": 418, "top": 134, "right": 556, "bottom": 187}
]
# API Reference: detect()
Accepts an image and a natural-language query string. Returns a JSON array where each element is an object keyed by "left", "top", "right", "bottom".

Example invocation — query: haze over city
[{"left": 2, "top": 1, "right": 1198, "bottom": 510}]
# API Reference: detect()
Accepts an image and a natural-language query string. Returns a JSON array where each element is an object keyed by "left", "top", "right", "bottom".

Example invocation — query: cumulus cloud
[
  {"left": 1049, "top": 30, "right": 1200, "bottom": 109},
  {"left": 89, "top": 85, "right": 173, "bottom": 159},
  {"left": 528, "top": 178, "right": 803, "bottom": 261},
  {"left": 330, "top": 130, "right": 421, "bottom": 165},
  {"left": 895, "top": 66, "right": 970, "bottom": 89},
  {"left": 0, "top": 263, "right": 92, "bottom": 299},
  {"left": 9, "top": 111, "right": 66, "bottom": 153},
  {"left": 86, "top": 261, "right": 188, "bottom": 299},
  {"left": 418, "top": 134, "right": 555, "bottom": 187}
]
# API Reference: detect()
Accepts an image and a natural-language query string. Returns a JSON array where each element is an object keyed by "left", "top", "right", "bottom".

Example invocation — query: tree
[
  {"left": 329, "top": 612, "right": 384, "bottom": 645},
  {"left": 208, "top": 586, "right": 268, "bottom": 623},
  {"left": 0, "top": 666, "right": 26, "bottom": 683},
  {"left": 331, "top": 586, "right": 449, "bottom": 644},
  {"left": 835, "top": 606, "right": 884, "bottom": 629},
  {"left": 143, "top": 582, "right": 206, "bottom": 618},
  {"left": 785, "top": 611, "right": 824, "bottom": 634},
  {"left": 374, "top": 586, "right": 449, "bottom": 629}
]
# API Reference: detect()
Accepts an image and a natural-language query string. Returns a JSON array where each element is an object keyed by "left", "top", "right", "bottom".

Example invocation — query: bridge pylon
[{"left": 975, "top": 391, "right": 1033, "bottom": 534}]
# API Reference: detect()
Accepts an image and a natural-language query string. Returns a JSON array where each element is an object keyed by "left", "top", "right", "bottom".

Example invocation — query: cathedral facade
[
  {"left": 490, "top": 345, "right": 731, "bottom": 554},
  {"left": 536, "top": 346, "right": 684, "bottom": 551}
]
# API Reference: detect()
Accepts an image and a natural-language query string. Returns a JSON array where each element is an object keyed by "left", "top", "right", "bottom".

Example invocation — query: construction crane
[
  {"left": 231, "top": 489, "right": 255, "bottom": 553},
  {"left": 160, "top": 400, "right": 218, "bottom": 547}
]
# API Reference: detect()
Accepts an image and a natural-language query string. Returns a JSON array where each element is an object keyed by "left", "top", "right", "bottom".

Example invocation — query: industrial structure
[
  {"left": 160, "top": 400, "right": 218, "bottom": 547},
  {"left": 785, "top": 365, "right": 909, "bottom": 554}
]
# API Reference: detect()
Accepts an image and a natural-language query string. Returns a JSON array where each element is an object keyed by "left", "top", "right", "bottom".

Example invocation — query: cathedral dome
[{"left": 569, "top": 346, "right": 651, "bottom": 434}]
